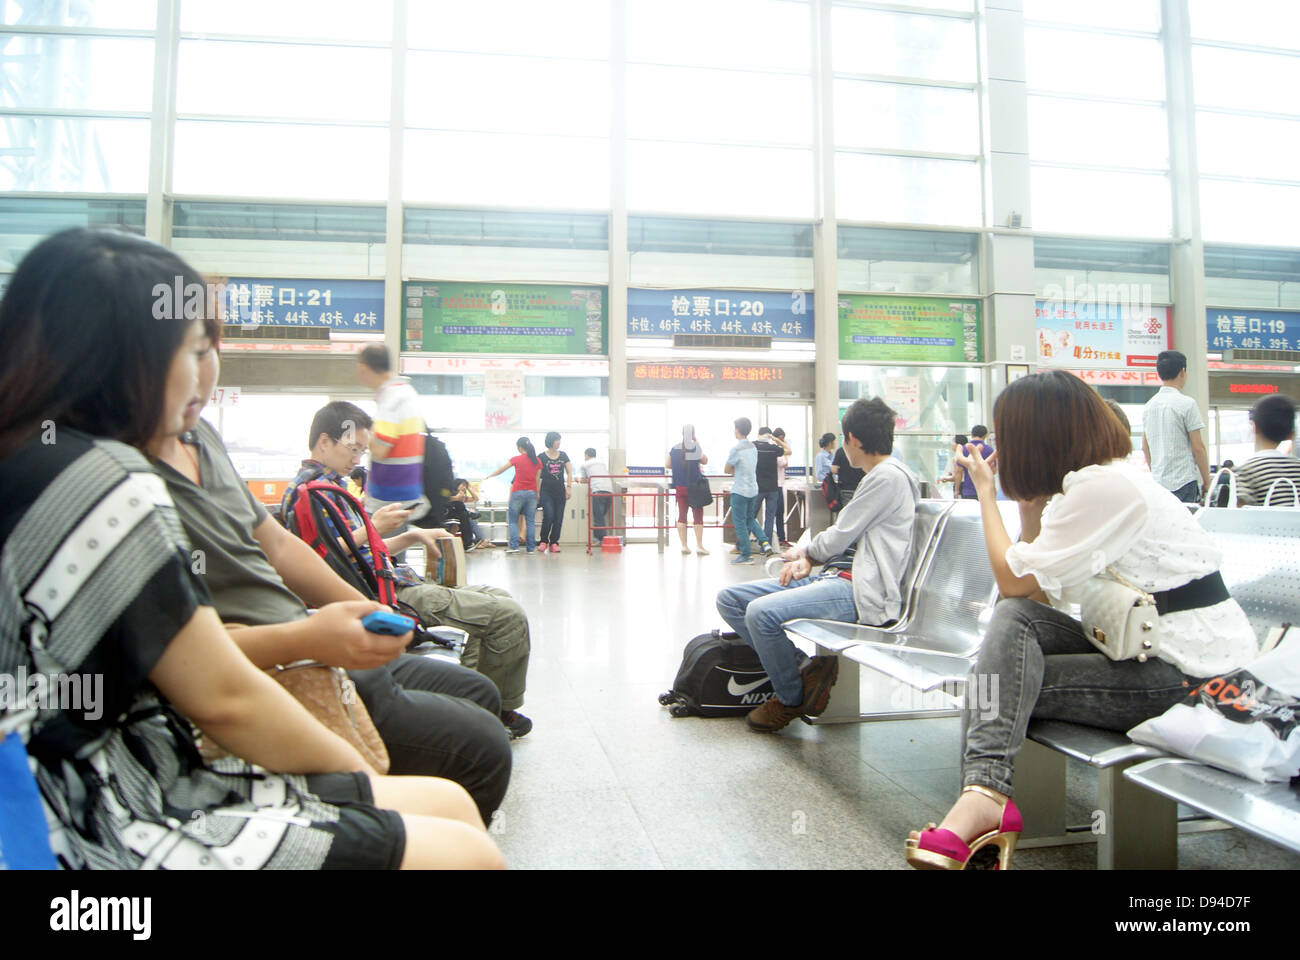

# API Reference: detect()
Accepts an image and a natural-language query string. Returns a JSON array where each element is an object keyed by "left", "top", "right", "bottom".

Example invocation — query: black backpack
[
  {"left": 411, "top": 428, "right": 457, "bottom": 530},
  {"left": 658, "top": 630, "right": 774, "bottom": 717}
]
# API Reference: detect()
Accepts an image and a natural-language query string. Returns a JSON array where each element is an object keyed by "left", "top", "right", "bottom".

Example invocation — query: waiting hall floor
[{"left": 465, "top": 541, "right": 1300, "bottom": 870}]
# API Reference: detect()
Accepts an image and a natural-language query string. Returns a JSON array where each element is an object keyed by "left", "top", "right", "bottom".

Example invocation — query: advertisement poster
[
  {"left": 839, "top": 295, "right": 981, "bottom": 363},
  {"left": 1035, "top": 302, "right": 1170, "bottom": 369},
  {"left": 484, "top": 371, "right": 524, "bottom": 430},
  {"left": 883, "top": 376, "right": 921, "bottom": 429},
  {"left": 405, "top": 282, "right": 607, "bottom": 355},
  {"left": 627, "top": 288, "right": 813, "bottom": 341}
]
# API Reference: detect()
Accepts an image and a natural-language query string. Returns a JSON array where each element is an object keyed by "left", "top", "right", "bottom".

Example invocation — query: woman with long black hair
[
  {"left": 0, "top": 229, "right": 502, "bottom": 869},
  {"left": 485, "top": 437, "right": 542, "bottom": 554}
]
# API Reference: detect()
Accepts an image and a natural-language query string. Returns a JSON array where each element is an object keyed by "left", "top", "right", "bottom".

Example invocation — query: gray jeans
[{"left": 963, "top": 598, "right": 1193, "bottom": 797}]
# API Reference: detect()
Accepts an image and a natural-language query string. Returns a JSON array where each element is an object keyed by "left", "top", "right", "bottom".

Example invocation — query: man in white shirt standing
[{"left": 1142, "top": 350, "right": 1210, "bottom": 504}]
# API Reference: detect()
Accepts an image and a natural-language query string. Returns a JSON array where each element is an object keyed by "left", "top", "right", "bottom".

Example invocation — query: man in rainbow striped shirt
[{"left": 357, "top": 344, "right": 430, "bottom": 528}]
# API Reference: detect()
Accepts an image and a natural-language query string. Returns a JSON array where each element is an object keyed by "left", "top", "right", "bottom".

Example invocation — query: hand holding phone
[{"left": 361, "top": 610, "right": 416, "bottom": 636}]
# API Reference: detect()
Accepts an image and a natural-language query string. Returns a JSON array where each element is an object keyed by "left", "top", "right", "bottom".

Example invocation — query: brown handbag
[{"left": 200, "top": 661, "right": 390, "bottom": 774}]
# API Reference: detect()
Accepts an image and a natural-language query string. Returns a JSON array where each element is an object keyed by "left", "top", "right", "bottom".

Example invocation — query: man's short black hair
[
  {"left": 841, "top": 398, "right": 895, "bottom": 456},
  {"left": 453, "top": 477, "right": 467, "bottom": 489},
  {"left": 1250, "top": 393, "right": 1297, "bottom": 444},
  {"left": 584, "top": 447, "right": 597, "bottom": 458},
  {"left": 359, "top": 343, "right": 391, "bottom": 373},
  {"left": 734, "top": 416, "right": 751, "bottom": 437},
  {"left": 1156, "top": 350, "right": 1187, "bottom": 382},
  {"left": 971, "top": 424, "right": 988, "bottom": 438},
  {"left": 309, "top": 400, "right": 372, "bottom": 451},
  {"left": 757, "top": 426, "right": 772, "bottom": 436}
]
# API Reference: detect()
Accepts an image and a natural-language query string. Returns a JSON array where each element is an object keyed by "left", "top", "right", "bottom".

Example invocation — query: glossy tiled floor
[{"left": 461, "top": 539, "right": 1300, "bottom": 871}]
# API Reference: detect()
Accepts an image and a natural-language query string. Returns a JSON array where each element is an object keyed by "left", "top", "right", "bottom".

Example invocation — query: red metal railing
[{"left": 584, "top": 474, "right": 734, "bottom": 554}]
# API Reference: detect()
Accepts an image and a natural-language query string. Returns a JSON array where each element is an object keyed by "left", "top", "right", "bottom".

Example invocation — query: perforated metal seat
[
  {"left": 1195, "top": 507, "right": 1300, "bottom": 641},
  {"left": 783, "top": 499, "right": 1021, "bottom": 721}
]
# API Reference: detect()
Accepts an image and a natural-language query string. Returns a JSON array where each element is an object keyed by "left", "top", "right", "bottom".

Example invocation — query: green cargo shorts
[{"left": 396, "top": 582, "right": 531, "bottom": 712}]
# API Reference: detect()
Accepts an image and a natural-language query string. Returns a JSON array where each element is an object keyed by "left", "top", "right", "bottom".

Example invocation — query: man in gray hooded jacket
[{"left": 716, "top": 397, "right": 920, "bottom": 732}]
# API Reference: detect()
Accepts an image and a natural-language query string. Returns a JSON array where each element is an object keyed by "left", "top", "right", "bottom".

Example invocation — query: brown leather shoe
[
  {"left": 800, "top": 656, "right": 841, "bottom": 718},
  {"left": 745, "top": 696, "right": 804, "bottom": 733}
]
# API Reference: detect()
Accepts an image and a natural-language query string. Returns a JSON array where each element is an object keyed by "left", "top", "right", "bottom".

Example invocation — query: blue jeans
[
  {"left": 759, "top": 489, "right": 783, "bottom": 544},
  {"left": 729, "top": 492, "right": 768, "bottom": 559},
  {"left": 715, "top": 575, "right": 858, "bottom": 705},
  {"left": 507, "top": 490, "right": 538, "bottom": 550}
]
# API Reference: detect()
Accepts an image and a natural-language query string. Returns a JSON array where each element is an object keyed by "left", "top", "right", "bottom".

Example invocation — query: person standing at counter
[
  {"left": 815, "top": 433, "right": 836, "bottom": 485},
  {"left": 668, "top": 424, "right": 710, "bottom": 556}
]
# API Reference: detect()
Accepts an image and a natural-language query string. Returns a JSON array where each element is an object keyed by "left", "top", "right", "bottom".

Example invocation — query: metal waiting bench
[
  {"left": 783, "top": 499, "right": 1300, "bottom": 867},
  {"left": 1015, "top": 506, "right": 1300, "bottom": 867},
  {"left": 783, "top": 498, "right": 1019, "bottom": 723}
]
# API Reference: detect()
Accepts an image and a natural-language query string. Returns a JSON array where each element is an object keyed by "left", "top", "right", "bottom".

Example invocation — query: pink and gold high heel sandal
[{"left": 904, "top": 784, "right": 1023, "bottom": 871}]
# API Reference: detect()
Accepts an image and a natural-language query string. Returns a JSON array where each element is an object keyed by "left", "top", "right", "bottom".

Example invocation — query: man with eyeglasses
[{"left": 285, "top": 401, "right": 534, "bottom": 740}]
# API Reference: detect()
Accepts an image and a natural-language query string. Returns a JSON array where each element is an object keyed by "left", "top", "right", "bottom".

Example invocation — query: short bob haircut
[
  {"left": 0, "top": 228, "right": 209, "bottom": 460},
  {"left": 841, "top": 397, "right": 896, "bottom": 456},
  {"left": 994, "top": 370, "right": 1132, "bottom": 501}
]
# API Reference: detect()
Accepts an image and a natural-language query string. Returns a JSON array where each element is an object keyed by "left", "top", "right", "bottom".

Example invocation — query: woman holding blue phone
[{"left": 484, "top": 438, "right": 542, "bottom": 554}]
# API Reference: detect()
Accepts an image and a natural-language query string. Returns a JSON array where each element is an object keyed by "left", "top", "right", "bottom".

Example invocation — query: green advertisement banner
[
  {"left": 404, "top": 282, "right": 607, "bottom": 355},
  {"left": 838, "top": 295, "right": 981, "bottom": 363}
]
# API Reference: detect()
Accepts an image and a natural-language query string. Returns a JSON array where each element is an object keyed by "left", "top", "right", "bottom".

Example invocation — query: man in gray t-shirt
[
  {"left": 1142, "top": 350, "right": 1210, "bottom": 503},
  {"left": 716, "top": 399, "right": 919, "bottom": 733}
]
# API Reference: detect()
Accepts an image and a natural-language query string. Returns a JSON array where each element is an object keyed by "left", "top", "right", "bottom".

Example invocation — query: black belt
[{"left": 1154, "top": 571, "right": 1230, "bottom": 617}]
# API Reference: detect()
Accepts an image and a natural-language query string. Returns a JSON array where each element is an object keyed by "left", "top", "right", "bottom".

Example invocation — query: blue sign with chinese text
[
  {"left": 1207, "top": 308, "right": 1298, "bottom": 353},
  {"left": 224, "top": 278, "right": 384, "bottom": 332},
  {"left": 627, "top": 288, "right": 814, "bottom": 341}
]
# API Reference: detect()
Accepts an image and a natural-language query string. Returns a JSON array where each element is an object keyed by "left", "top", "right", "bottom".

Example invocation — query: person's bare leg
[
  {"left": 677, "top": 521, "right": 689, "bottom": 552},
  {"left": 398, "top": 815, "right": 505, "bottom": 869},
  {"left": 693, "top": 522, "right": 707, "bottom": 553},
  {"left": 371, "top": 774, "right": 485, "bottom": 831}
]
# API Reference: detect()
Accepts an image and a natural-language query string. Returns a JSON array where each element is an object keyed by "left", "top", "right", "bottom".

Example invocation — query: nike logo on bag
[{"left": 727, "top": 677, "right": 769, "bottom": 696}]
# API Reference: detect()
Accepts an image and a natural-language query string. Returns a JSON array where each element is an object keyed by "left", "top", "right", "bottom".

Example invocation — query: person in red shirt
[{"left": 485, "top": 437, "right": 542, "bottom": 554}]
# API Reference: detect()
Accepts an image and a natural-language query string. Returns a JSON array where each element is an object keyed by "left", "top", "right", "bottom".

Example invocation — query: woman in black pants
[{"left": 538, "top": 430, "right": 572, "bottom": 553}]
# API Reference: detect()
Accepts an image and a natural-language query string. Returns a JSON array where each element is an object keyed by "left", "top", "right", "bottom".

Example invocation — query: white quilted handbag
[{"left": 1078, "top": 567, "right": 1161, "bottom": 662}]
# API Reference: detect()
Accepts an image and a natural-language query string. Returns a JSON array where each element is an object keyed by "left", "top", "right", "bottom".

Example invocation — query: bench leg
[
  {"left": 1012, "top": 739, "right": 1067, "bottom": 840},
  {"left": 1097, "top": 764, "right": 1178, "bottom": 870}
]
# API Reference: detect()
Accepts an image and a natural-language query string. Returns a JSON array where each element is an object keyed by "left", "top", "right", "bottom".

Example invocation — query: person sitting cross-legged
[
  {"left": 284, "top": 402, "right": 534, "bottom": 740},
  {"left": 715, "top": 398, "right": 920, "bottom": 732}
]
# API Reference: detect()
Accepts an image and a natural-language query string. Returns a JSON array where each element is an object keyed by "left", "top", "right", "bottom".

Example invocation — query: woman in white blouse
[{"left": 906, "top": 370, "right": 1256, "bottom": 870}]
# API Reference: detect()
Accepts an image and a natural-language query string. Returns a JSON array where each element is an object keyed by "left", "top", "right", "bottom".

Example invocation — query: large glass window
[
  {"left": 0, "top": 35, "right": 154, "bottom": 111},
  {"left": 626, "top": 0, "right": 813, "bottom": 218},
  {"left": 831, "top": 3, "right": 980, "bottom": 228},
  {"left": 179, "top": 0, "right": 393, "bottom": 43},
  {"left": 173, "top": 121, "right": 388, "bottom": 201},
  {"left": 838, "top": 225, "right": 978, "bottom": 295},
  {"left": 1, "top": 0, "right": 157, "bottom": 29},
  {"left": 1023, "top": 3, "right": 1170, "bottom": 237},
  {"left": 177, "top": 42, "right": 390, "bottom": 122},
  {"left": 1204, "top": 245, "right": 1300, "bottom": 309},
  {"left": 1190, "top": 3, "right": 1300, "bottom": 248},
  {"left": 403, "top": 208, "right": 608, "bottom": 285},
  {"left": 1034, "top": 237, "right": 1171, "bottom": 303},
  {"left": 404, "top": 1, "right": 609, "bottom": 210},
  {"left": 0, "top": 196, "right": 145, "bottom": 270},
  {"left": 171, "top": 200, "right": 387, "bottom": 277},
  {"left": 0, "top": 115, "right": 150, "bottom": 192},
  {"left": 628, "top": 216, "right": 813, "bottom": 289}
]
